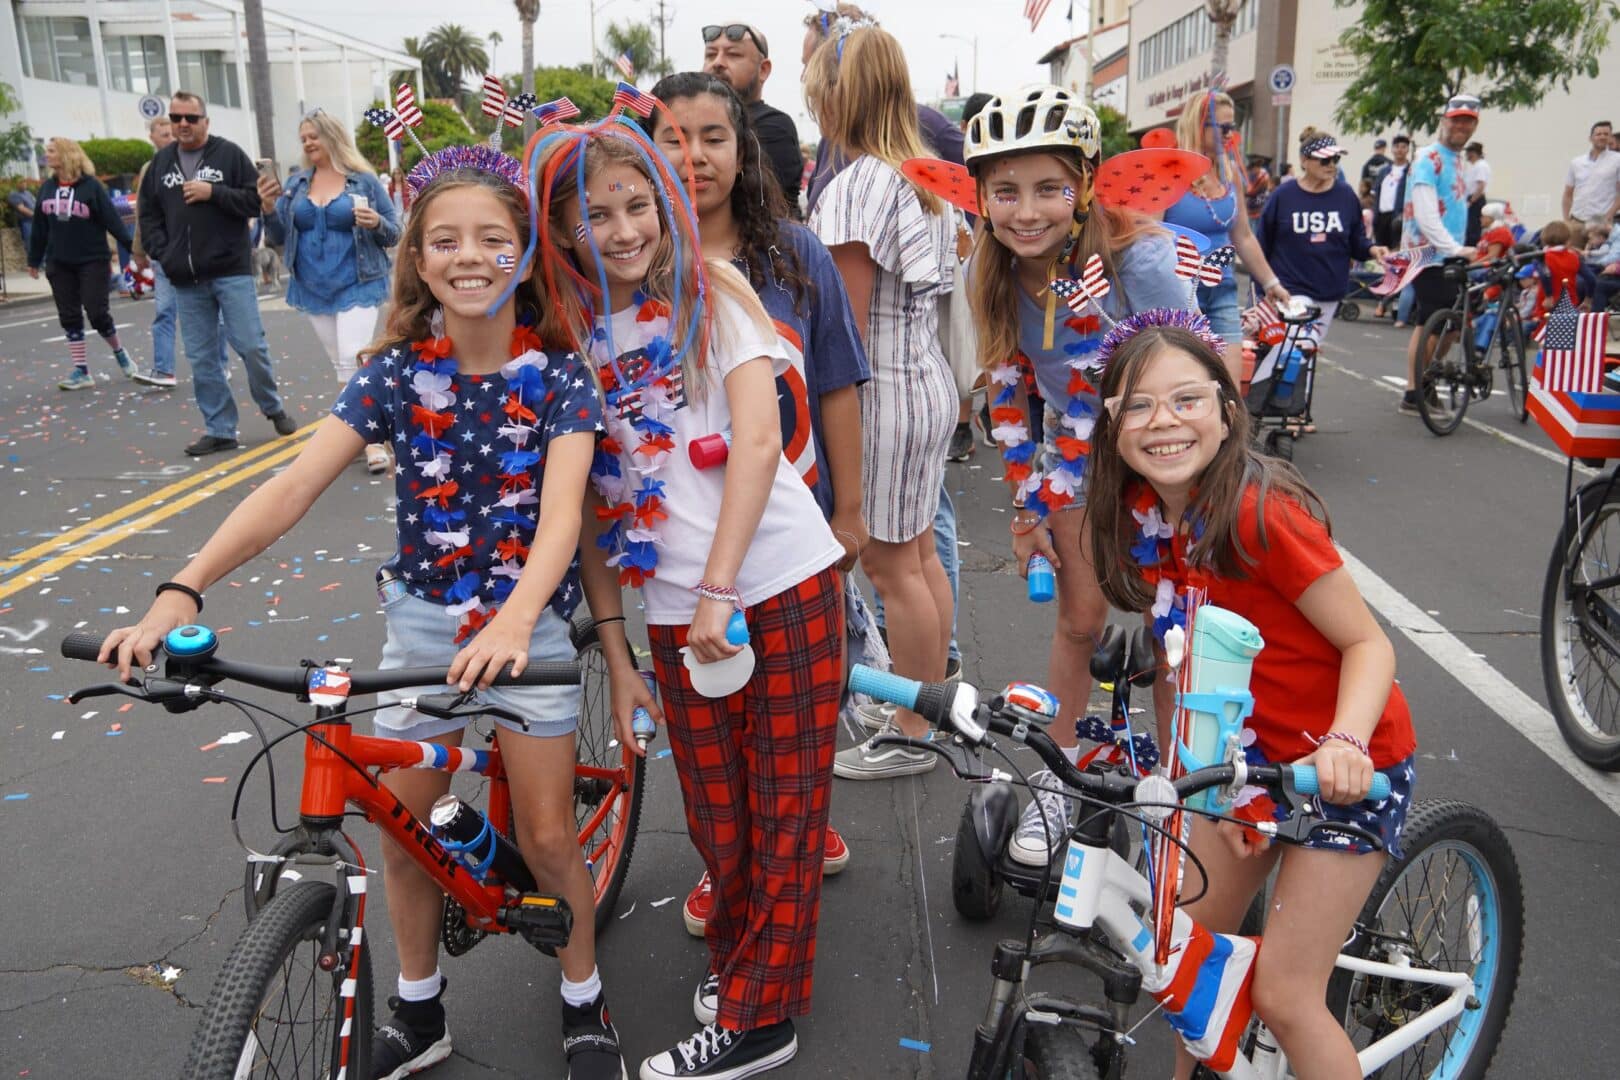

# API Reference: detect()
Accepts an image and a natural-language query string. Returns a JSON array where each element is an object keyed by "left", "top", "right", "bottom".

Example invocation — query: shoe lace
[
  {"left": 676, "top": 1024, "right": 736, "bottom": 1069},
  {"left": 1018, "top": 771, "right": 1071, "bottom": 840}
]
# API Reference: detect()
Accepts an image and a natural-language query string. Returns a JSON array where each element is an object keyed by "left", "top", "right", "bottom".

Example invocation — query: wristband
[
  {"left": 155, "top": 581, "right": 204, "bottom": 613},
  {"left": 1010, "top": 514, "right": 1043, "bottom": 537},
  {"left": 1308, "top": 729, "right": 1369, "bottom": 757},
  {"left": 1261, "top": 278, "right": 1281, "bottom": 292},
  {"left": 692, "top": 582, "right": 741, "bottom": 608},
  {"left": 592, "top": 615, "right": 626, "bottom": 628}
]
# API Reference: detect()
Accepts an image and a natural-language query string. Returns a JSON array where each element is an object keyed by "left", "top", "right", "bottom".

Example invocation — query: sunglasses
[
  {"left": 169, "top": 112, "right": 205, "bottom": 124},
  {"left": 702, "top": 24, "right": 767, "bottom": 57},
  {"left": 1217, "top": 122, "right": 1239, "bottom": 135},
  {"left": 1312, "top": 154, "right": 1343, "bottom": 165}
]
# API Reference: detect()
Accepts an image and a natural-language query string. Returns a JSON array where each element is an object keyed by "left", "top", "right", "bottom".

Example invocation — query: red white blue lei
[{"left": 991, "top": 310, "right": 1104, "bottom": 518}]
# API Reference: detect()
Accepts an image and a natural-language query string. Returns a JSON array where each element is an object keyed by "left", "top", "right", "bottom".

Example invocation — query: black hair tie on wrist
[{"left": 155, "top": 581, "right": 204, "bottom": 613}]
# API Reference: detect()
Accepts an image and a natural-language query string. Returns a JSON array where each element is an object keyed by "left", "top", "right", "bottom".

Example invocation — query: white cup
[{"left": 351, "top": 193, "right": 370, "bottom": 212}]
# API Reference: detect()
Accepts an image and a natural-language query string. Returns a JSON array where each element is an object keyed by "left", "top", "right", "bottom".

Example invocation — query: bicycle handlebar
[
  {"left": 849, "top": 665, "right": 1390, "bottom": 803},
  {"left": 60, "top": 629, "right": 582, "bottom": 695}
]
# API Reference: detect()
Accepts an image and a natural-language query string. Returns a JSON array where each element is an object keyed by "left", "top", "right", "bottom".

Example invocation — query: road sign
[
  {"left": 1268, "top": 65, "right": 1296, "bottom": 95},
  {"left": 1272, "top": 92, "right": 1293, "bottom": 107},
  {"left": 138, "top": 95, "right": 164, "bottom": 120}
]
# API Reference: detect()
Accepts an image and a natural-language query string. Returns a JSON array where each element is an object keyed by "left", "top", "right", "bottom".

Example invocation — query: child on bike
[
  {"left": 1084, "top": 308, "right": 1418, "bottom": 1080},
  {"left": 963, "top": 84, "right": 1185, "bottom": 866},
  {"left": 526, "top": 105, "right": 846, "bottom": 1080},
  {"left": 98, "top": 147, "right": 627, "bottom": 1080}
]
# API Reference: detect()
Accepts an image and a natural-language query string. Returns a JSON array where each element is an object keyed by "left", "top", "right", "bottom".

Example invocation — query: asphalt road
[{"left": 1, "top": 292, "right": 1616, "bottom": 1078}]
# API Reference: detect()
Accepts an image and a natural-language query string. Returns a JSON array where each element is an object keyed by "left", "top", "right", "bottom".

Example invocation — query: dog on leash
[{"left": 254, "top": 245, "right": 281, "bottom": 291}]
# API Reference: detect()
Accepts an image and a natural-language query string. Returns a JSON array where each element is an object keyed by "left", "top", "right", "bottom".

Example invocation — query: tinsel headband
[{"left": 1096, "top": 307, "right": 1227, "bottom": 371}]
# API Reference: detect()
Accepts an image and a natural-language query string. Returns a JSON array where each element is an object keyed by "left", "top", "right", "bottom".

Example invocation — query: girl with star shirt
[{"left": 98, "top": 150, "right": 628, "bottom": 1080}]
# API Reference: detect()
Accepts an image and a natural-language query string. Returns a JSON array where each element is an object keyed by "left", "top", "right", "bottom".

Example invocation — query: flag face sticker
[
  {"left": 1538, "top": 294, "right": 1608, "bottom": 394},
  {"left": 575, "top": 222, "right": 589, "bottom": 244},
  {"left": 496, "top": 252, "right": 516, "bottom": 274}
]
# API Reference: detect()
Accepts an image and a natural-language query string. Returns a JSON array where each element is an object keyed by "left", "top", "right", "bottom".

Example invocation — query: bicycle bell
[{"left": 995, "top": 681, "right": 1061, "bottom": 727}]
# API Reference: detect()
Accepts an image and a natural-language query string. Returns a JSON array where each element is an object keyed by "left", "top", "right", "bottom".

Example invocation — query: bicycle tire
[
  {"left": 572, "top": 616, "right": 648, "bottom": 935},
  {"left": 1540, "top": 482, "right": 1620, "bottom": 769},
  {"left": 1326, "top": 800, "right": 1522, "bottom": 1080},
  {"left": 184, "top": 880, "right": 372, "bottom": 1080},
  {"left": 1498, "top": 305, "right": 1530, "bottom": 423},
  {"left": 1022, "top": 1024, "right": 1103, "bottom": 1080},
  {"left": 1416, "top": 308, "right": 1469, "bottom": 435},
  {"left": 950, "top": 796, "right": 1004, "bottom": 920}
]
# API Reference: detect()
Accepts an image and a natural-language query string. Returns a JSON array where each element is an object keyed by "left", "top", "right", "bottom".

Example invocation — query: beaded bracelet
[
  {"left": 1009, "top": 514, "right": 1043, "bottom": 537},
  {"left": 692, "top": 582, "right": 741, "bottom": 608},
  {"left": 1309, "top": 730, "right": 1369, "bottom": 756}
]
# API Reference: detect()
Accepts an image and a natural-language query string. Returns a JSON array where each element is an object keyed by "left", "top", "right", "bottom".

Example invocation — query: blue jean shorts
[
  {"left": 374, "top": 592, "right": 580, "bottom": 741},
  {"left": 1196, "top": 276, "right": 1243, "bottom": 345}
]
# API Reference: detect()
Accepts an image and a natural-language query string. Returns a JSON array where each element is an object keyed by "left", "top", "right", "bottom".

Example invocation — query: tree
[
  {"left": 0, "top": 80, "right": 33, "bottom": 169},
  {"left": 1332, "top": 0, "right": 1618, "bottom": 135},
  {"left": 1204, "top": 0, "right": 1239, "bottom": 82},
  {"left": 600, "top": 20, "right": 672, "bottom": 82},
  {"left": 356, "top": 99, "right": 480, "bottom": 173},
  {"left": 423, "top": 24, "right": 490, "bottom": 96},
  {"left": 488, "top": 30, "right": 503, "bottom": 73},
  {"left": 398, "top": 36, "right": 449, "bottom": 98},
  {"left": 1094, "top": 104, "right": 1135, "bottom": 161},
  {"left": 242, "top": 0, "right": 276, "bottom": 158},
  {"left": 515, "top": 0, "right": 540, "bottom": 122}
]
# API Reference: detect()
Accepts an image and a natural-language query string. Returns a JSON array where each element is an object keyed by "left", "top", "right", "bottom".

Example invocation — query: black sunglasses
[
  {"left": 1217, "top": 121, "right": 1239, "bottom": 135},
  {"left": 1313, "top": 154, "right": 1343, "bottom": 165},
  {"left": 702, "top": 24, "right": 767, "bottom": 57},
  {"left": 169, "top": 112, "right": 205, "bottom": 124}
]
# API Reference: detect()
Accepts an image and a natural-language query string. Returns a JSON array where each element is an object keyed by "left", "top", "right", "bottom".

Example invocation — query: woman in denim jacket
[{"left": 258, "top": 109, "right": 401, "bottom": 472}]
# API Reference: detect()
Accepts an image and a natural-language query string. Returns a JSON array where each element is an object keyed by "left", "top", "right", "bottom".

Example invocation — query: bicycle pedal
[{"left": 503, "top": 893, "right": 574, "bottom": 955}]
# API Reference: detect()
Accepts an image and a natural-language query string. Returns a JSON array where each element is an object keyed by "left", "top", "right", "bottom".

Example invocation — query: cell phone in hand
[
  {"left": 255, "top": 158, "right": 274, "bottom": 177},
  {"left": 351, "top": 194, "right": 370, "bottom": 212}
]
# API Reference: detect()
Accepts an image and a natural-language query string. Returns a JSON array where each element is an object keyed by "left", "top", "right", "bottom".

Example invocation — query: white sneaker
[
  {"left": 132, "top": 369, "right": 177, "bottom": 388},
  {"left": 832, "top": 722, "right": 936, "bottom": 780},
  {"left": 1007, "top": 769, "right": 1073, "bottom": 866}
]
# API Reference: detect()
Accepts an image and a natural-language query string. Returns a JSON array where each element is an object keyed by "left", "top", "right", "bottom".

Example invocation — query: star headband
[{"left": 1096, "top": 307, "right": 1227, "bottom": 372}]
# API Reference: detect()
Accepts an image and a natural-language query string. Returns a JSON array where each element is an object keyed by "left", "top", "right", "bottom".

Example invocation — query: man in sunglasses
[
  {"left": 137, "top": 91, "right": 293, "bottom": 455},
  {"left": 701, "top": 22, "right": 803, "bottom": 215}
]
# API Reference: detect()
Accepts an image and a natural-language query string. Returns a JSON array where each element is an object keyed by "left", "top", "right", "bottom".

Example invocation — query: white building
[{"left": 1, "top": 0, "right": 420, "bottom": 175}]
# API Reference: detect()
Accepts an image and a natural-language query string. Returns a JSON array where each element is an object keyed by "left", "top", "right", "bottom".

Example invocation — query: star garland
[{"left": 408, "top": 317, "right": 554, "bottom": 644}]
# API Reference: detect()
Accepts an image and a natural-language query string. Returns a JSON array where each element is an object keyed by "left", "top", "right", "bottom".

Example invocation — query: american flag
[
  {"left": 532, "top": 96, "right": 581, "bottom": 127},
  {"left": 1197, "top": 245, "right": 1236, "bottom": 287},
  {"left": 1173, "top": 235, "right": 1202, "bottom": 281},
  {"left": 615, "top": 51, "right": 636, "bottom": 81},
  {"left": 503, "top": 93, "right": 538, "bottom": 128},
  {"left": 307, "top": 666, "right": 352, "bottom": 705},
  {"left": 1025, "top": 0, "right": 1055, "bottom": 32},
  {"left": 1080, "top": 252, "right": 1111, "bottom": 299},
  {"left": 1051, "top": 258, "right": 1110, "bottom": 314},
  {"left": 480, "top": 74, "right": 507, "bottom": 120},
  {"left": 364, "top": 106, "right": 405, "bottom": 142},
  {"left": 1370, "top": 246, "right": 1439, "bottom": 296},
  {"left": 1242, "top": 294, "right": 1284, "bottom": 343},
  {"left": 612, "top": 80, "right": 657, "bottom": 117},
  {"left": 1538, "top": 293, "right": 1609, "bottom": 394},
  {"left": 394, "top": 84, "right": 424, "bottom": 128}
]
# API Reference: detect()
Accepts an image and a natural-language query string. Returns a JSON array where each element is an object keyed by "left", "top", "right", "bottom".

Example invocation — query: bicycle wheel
[
  {"left": 1497, "top": 306, "right": 1530, "bottom": 423},
  {"left": 1022, "top": 1023, "right": 1103, "bottom": 1079},
  {"left": 1416, "top": 309, "right": 1470, "bottom": 436},
  {"left": 185, "top": 881, "right": 371, "bottom": 1080},
  {"left": 1540, "top": 480, "right": 1620, "bottom": 769},
  {"left": 1327, "top": 800, "right": 1522, "bottom": 1080},
  {"left": 572, "top": 616, "right": 648, "bottom": 934}
]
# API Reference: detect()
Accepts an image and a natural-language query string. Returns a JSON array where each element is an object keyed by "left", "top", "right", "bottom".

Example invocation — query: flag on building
[
  {"left": 615, "top": 51, "right": 636, "bottom": 81},
  {"left": 612, "top": 81, "right": 658, "bottom": 117},
  {"left": 1537, "top": 293, "right": 1609, "bottom": 394},
  {"left": 1025, "top": 0, "right": 1055, "bottom": 32}
]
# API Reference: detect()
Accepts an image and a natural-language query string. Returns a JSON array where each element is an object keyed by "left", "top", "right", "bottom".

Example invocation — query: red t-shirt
[{"left": 1198, "top": 486, "right": 1417, "bottom": 768}]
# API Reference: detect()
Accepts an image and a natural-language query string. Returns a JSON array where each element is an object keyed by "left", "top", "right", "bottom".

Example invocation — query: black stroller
[
  {"left": 1334, "top": 265, "right": 1390, "bottom": 323},
  {"left": 1243, "top": 303, "right": 1324, "bottom": 462}
]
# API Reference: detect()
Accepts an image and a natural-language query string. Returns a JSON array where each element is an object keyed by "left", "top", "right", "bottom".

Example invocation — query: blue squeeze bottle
[
  {"left": 1027, "top": 554, "right": 1056, "bottom": 603},
  {"left": 725, "top": 610, "right": 750, "bottom": 646}
]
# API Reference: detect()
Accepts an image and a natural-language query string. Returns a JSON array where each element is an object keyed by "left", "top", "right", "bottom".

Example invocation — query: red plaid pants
[{"left": 647, "top": 566, "right": 844, "bottom": 1030}]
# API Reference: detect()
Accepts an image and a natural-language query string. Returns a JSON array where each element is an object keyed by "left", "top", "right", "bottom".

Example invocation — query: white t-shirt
[
  {"left": 1377, "top": 163, "right": 1408, "bottom": 213},
  {"left": 1465, "top": 158, "right": 1491, "bottom": 196},
  {"left": 1566, "top": 150, "right": 1620, "bottom": 220},
  {"left": 591, "top": 282, "right": 843, "bottom": 625}
]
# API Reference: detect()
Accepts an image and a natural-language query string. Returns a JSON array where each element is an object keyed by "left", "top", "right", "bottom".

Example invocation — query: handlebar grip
[
  {"left": 61, "top": 632, "right": 108, "bottom": 662},
  {"left": 1290, "top": 764, "right": 1391, "bottom": 802},
  {"left": 848, "top": 665, "right": 920, "bottom": 711}
]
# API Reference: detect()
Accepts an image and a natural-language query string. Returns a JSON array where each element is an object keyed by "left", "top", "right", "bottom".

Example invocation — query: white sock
[
  {"left": 397, "top": 970, "right": 443, "bottom": 1003},
  {"left": 1061, "top": 744, "right": 1081, "bottom": 765},
  {"left": 560, "top": 966, "right": 602, "bottom": 1008}
]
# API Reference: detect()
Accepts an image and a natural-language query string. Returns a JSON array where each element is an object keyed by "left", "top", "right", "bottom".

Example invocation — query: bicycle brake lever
[{"left": 408, "top": 691, "right": 531, "bottom": 732}]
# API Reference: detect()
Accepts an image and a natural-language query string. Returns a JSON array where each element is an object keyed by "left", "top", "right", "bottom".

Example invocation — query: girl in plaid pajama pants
[{"left": 532, "top": 115, "right": 847, "bottom": 1080}]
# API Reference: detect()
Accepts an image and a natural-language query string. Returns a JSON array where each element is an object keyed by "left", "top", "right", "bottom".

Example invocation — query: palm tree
[
  {"left": 398, "top": 36, "right": 449, "bottom": 98},
  {"left": 242, "top": 0, "right": 276, "bottom": 158},
  {"left": 600, "top": 20, "right": 671, "bottom": 82},
  {"left": 1205, "top": 0, "right": 1240, "bottom": 83},
  {"left": 422, "top": 24, "right": 490, "bottom": 96},
  {"left": 514, "top": 1, "right": 540, "bottom": 104},
  {"left": 488, "top": 30, "right": 503, "bottom": 73}
]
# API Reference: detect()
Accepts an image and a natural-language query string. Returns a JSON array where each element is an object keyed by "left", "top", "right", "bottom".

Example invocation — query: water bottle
[
  {"left": 689, "top": 431, "right": 732, "bottom": 470},
  {"left": 428, "top": 794, "right": 537, "bottom": 891},
  {"left": 1027, "top": 554, "right": 1055, "bottom": 603},
  {"left": 1176, "top": 605, "right": 1264, "bottom": 813}
]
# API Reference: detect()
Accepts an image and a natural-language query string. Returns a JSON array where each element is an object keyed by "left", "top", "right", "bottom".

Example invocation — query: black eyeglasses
[
  {"left": 169, "top": 112, "right": 204, "bottom": 124},
  {"left": 1217, "top": 122, "right": 1239, "bottom": 135},
  {"left": 702, "top": 24, "right": 767, "bottom": 57}
]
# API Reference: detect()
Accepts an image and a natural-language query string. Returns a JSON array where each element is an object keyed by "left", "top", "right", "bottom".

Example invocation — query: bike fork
[{"left": 965, "top": 940, "right": 1027, "bottom": 1080}]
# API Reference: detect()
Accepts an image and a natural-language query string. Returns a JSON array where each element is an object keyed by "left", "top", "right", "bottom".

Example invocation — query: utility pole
[{"left": 242, "top": 0, "right": 275, "bottom": 159}]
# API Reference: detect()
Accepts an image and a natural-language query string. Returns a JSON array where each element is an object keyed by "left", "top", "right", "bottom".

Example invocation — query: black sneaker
[
  {"left": 638, "top": 1020, "right": 796, "bottom": 1079},
  {"left": 977, "top": 401, "right": 996, "bottom": 447},
  {"left": 185, "top": 434, "right": 240, "bottom": 456},
  {"left": 372, "top": 983, "right": 451, "bottom": 1080},
  {"left": 1397, "top": 391, "right": 1420, "bottom": 416},
  {"left": 562, "top": 994, "right": 628, "bottom": 1080},
  {"left": 692, "top": 971, "right": 720, "bottom": 1025},
  {"left": 946, "top": 421, "right": 974, "bottom": 462},
  {"left": 268, "top": 412, "right": 298, "bottom": 436}
]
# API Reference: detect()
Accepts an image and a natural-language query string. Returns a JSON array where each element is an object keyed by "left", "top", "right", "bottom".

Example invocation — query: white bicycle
[{"left": 849, "top": 659, "right": 1522, "bottom": 1080}]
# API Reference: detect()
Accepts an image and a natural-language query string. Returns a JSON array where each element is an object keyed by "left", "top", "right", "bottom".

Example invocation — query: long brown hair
[{"left": 1086, "top": 325, "right": 1329, "bottom": 613}]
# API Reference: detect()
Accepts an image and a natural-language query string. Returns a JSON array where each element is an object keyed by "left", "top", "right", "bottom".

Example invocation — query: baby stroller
[
  {"left": 1335, "top": 265, "right": 1389, "bottom": 323},
  {"left": 1241, "top": 302, "right": 1324, "bottom": 462}
]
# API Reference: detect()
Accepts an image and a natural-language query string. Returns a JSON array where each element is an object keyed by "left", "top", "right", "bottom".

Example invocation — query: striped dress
[{"left": 810, "top": 155, "right": 957, "bottom": 543}]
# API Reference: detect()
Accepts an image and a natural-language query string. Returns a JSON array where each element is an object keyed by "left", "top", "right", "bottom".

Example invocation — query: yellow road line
[
  {"left": 0, "top": 435, "right": 313, "bottom": 604},
  {"left": 0, "top": 429, "right": 316, "bottom": 573}
]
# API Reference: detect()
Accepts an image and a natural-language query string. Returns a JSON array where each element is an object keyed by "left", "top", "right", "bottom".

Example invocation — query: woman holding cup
[{"left": 259, "top": 108, "right": 400, "bottom": 472}]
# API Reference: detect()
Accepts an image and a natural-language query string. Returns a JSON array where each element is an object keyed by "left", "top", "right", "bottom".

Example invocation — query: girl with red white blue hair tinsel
[
  {"left": 523, "top": 90, "right": 848, "bottom": 1078},
  {"left": 101, "top": 129, "right": 632, "bottom": 1079}
]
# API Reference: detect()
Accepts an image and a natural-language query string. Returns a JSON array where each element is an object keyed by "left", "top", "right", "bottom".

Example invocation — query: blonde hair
[
  {"left": 49, "top": 138, "right": 94, "bottom": 184},
  {"left": 803, "top": 26, "right": 942, "bottom": 215},
  {"left": 1176, "top": 91, "right": 1242, "bottom": 186},
  {"left": 969, "top": 152, "right": 1162, "bottom": 373},
  {"left": 299, "top": 110, "right": 375, "bottom": 176}
]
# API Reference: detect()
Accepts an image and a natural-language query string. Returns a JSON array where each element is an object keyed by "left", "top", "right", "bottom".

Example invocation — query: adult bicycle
[
  {"left": 1415, "top": 251, "right": 1542, "bottom": 435},
  {"left": 60, "top": 617, "right": 648, "bottom": 1079},
  {"left": 849, "top": 649, "right": 1522, "bottom": 1078}
]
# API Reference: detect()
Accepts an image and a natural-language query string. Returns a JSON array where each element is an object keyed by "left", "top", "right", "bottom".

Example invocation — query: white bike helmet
[{"left": 964, "top": 84, "right": 1102, "bottom": 171}]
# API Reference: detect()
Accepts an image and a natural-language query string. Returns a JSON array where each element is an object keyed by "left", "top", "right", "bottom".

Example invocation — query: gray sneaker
[
  {"left": 1007, "top": 769, "right": 1074, "bottom": 866},
  {"left": 833, "top": 722, "right": 936, "bottom": 779},
  {"left": 853, "top": 700, "right": 896, "bottom": 733}
]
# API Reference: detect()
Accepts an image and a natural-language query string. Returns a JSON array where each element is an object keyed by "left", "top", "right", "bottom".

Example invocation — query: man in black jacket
[
  {"left": 702, "top": 23, "right": 803, "bottom": 216},
  {"left": 138, "top": 90, "right": 294, "bottom": 456}
]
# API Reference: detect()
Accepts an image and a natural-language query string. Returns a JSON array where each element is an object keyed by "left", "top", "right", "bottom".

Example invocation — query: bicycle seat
[
  {"left": 1089, "top": 625, "right": 1127, "bottom": 683},
  {"left": 1124, "top": 627, "right": 1158, "bottom": 688}
]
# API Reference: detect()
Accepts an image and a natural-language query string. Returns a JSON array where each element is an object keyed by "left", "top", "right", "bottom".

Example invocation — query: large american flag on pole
[
  {"left": 1025, "top": 0, "right": 1055, "bottom": 32},
  {"left": 1537, "top": 293, "right": 1609, "bottom": 394}
]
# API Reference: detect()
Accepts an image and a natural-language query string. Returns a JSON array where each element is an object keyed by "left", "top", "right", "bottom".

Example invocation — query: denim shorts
[
  {"left": 1196, "top": 276, "right": 1243, "bottom": 345},
  {"left": 374, "top": 592, "right": 580, "bottom": 741}
]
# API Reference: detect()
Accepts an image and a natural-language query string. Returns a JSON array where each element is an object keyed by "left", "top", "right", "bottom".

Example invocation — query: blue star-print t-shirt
[{"left": 331, "top": 339, "right": 603, "bottom": 621}]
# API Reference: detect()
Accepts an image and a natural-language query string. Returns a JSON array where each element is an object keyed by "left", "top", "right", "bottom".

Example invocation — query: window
[
  {"left": 106, "top": 35, "right": 169, "bottom": 96},
  {"left": 19, "top": 16, "right": 98, "bottom": 86},
  {"left": 177, "top": 50, "right": 241, "bottom": 109}
]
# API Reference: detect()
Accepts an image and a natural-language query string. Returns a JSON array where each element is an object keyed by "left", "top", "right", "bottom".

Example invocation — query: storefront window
[{"left": 19, "top": 16, "right": 98, "bottom": 86}]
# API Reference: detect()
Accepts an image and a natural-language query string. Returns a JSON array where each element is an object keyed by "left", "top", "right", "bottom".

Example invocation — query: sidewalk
[{"left": 0, "top": 267, "right": 56, "bottom": 309}]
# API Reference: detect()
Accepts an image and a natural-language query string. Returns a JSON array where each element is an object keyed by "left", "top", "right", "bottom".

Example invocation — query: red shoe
[
  {"left": 683, "top": 871, "right": 712, "bottom": 938},
  {"left": 823, "top": 825, "right": 850, "bottom": 876}
]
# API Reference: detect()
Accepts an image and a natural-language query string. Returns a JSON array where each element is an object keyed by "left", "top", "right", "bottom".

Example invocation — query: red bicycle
[{"left": 61, "top": 615, "right": 646, "bottom": 1080}]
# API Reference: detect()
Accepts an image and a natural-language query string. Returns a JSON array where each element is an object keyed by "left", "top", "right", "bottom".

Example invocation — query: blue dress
[
  {"left": 1164, "top": 184, "right": 1243, "bottom": 339},
  {"left": 286, "top": 192, "right": 389, "bottom": 315}
]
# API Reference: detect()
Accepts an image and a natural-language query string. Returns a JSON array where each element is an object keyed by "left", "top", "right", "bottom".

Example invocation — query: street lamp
[
  {"left": 591, "top": 0, "right": 642, "bottom": 78},
  {"left": 938, "top": 33, "right": 978, "bottom": 94}
]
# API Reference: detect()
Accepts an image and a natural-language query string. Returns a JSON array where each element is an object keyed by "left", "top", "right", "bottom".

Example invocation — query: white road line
[
  {"left": 1340, "top": 546, "right": 1620, "bottom": 819},
  {"left": 0, "top": 311, "right": 62, "bottom": 331},
  {"left": 42, "top": 322, "right": 132, "bottom": 343},
  {"left": 1317, "top": 346, "right": 1598, "bottom": 477}
]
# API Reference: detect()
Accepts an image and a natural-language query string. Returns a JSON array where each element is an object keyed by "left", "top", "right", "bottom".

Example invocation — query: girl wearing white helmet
[{"left": 965, "top": 83, "right": 1186, "bottom": 867}]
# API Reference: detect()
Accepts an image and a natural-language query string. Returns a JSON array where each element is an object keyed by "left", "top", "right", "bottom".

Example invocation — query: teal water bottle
[
  {"left": 1027, "top": 554, "right": 1055, "bottom": 603},
  {"left": 1176, "top": 606, "right": 1264, "bottom": 812}
]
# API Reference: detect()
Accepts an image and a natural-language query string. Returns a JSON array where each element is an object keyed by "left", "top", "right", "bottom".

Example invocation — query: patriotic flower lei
[
  {"left": 587, "top": 291, "right": 680, "bottom": 587},
  {"left": 408, "top": 317, "right": 554, "bottom": 644},
  {"left": 1127, "top": 480, "right": 1208, "bottom": 644},
  {"left": 992, "top": 310, "right": 1106, "bottom": 518}
]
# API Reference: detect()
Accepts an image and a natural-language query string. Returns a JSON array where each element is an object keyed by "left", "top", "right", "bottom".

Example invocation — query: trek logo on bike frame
[{"left": 386, "top": 795, "right": 461, "bottom": 879}]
